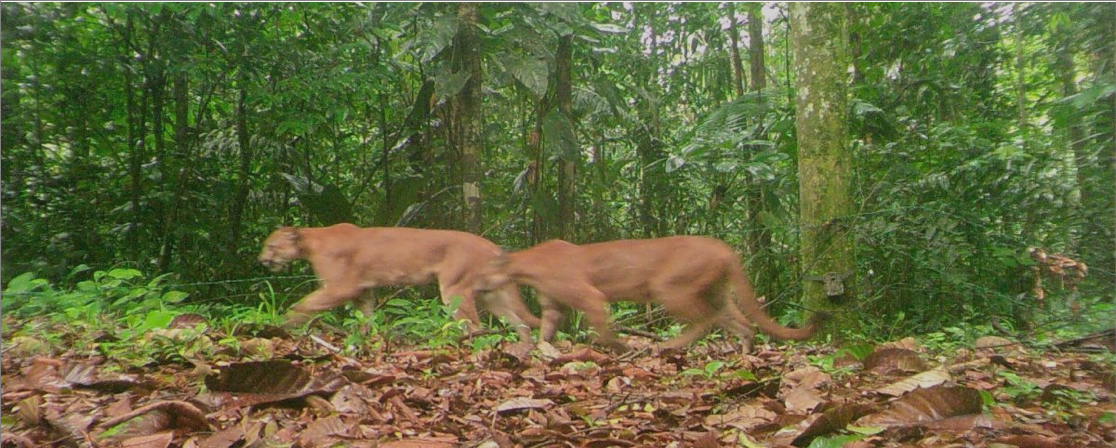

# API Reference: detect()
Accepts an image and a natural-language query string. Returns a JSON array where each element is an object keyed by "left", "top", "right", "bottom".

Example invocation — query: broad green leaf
[
  {"left": 107, "top": 268, "right": 143, "bottom": 280},
  {"left": 6, "top": 272, "right": 43, "bottom": 293},
  {"left": 665, "top": 155, "right": 686, "bottom": 173},
  {"left": 144, "top": 310, "right": 175, "bottom": 330},
  {"left": 846, "top": 425, "right": 885, "bottom": 435},
  {"left": 434, "top": 70, "right": 472, "bottom": 102},
  {"left": 542, "top": 109, "right": 579, "bottom": 161},
  {"left": 807, "top": 434, "right": 866, "bottom": 448},
  {"left": 161, "top": 291, "right": 189, "bottom": 304},
  {"left": 590, "top": 23, "right": 628, "bottom": 34},
  {"left": 508, "top": 57, "right": 549, "bottom": 98}
]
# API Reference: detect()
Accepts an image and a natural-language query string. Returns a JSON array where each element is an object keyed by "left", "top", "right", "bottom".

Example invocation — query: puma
[
  {"left": 475, "top": 236, "right": 824, "bottom": 353},
  {"left": 258, "top": 223, "right": 540, "bottom": 339}
]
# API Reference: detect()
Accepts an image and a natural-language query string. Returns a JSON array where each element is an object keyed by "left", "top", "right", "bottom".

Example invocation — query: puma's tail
[{"left": 728, "top": 262, "right": 824, "bottom": 341}]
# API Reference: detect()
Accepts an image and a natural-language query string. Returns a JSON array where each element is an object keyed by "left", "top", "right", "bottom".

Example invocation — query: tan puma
[
  {"left": 475, "top": 236, "right": 824, "bottom": 353},
  {"left": 258, "top": 224, "right": 539, "bottom": 339}
]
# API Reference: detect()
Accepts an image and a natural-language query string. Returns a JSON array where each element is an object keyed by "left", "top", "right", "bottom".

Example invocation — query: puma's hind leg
[
  {"left": 479, "top": 286, "right": 536, "bottom": 341},
  {"left": 717, "top": 303, "right": 758, "bottom": 353},
  {"left": 548, "top": 283, "right": 628, "bottom": 353},
  {"left": 438, "top": 283, "right": 482, "bottom": 330},
  {"left": 652, "top": 281, "right": 721, "bottom": 351}
]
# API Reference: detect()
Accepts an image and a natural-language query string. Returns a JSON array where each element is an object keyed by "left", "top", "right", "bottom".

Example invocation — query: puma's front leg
[
  {"left": 284, "top": 284, "right": 363, "bottom": 327},
  {"left": 537, "top": 294, "right": 565, "bottom": 343}
]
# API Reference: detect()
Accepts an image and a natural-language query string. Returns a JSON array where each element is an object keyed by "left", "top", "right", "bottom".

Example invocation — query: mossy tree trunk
[
  {"left": 555, "top": 35, "right": 577, "bottom": 241},
  {"left": 790, "top": 2, "right": 857, "bottom": 335},
  {"left": 455, "top": 2, "right": 483, "bottom": 233}
]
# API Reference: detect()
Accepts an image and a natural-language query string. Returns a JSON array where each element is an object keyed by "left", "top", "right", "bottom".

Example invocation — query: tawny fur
[
  {"left": 475, "top": 236, "right": 823, "bottom": 353},
  {"left": 259, "top": 223, "right": 539, "bottom": 338}
]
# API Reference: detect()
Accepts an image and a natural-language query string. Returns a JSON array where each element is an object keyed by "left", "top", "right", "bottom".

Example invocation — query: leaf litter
[{"left": 2, "top": 315, "right": 1113, "bottom": 448}]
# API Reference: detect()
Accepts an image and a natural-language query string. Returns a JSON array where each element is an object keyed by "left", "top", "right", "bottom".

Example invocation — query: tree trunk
[
  {"left": 728, "top": 3, "right": 746, "bottom": 97},
  {"left": 528, "top": 96, "right": 547, "bottom": 243},
  {"left": 124, "top": 13, "right": 146, "bottom": 262},
  {"left": 1014, "top": 3, "right": 1027, "bottom": 151},
  {"left": 790, "top": 2, "right": 856, "bottom": 333},
  {"left": 455, "top": 2, "right": 483, "bottom": 233},
  {"left": 746, "top": 2, "right": 774, "bottom": 301},
  {"left": 228, "top": 81, "right": 251, "bottom": 255},
  {"left": 748, "top": 3, "right": 766, "bottom": 92},
  {"left": 846, "top": 4, "right": 863, "bottom": 86},
  {"left": 555, "top": 35, "right": 577, "bottom": 241},
  {"left": 161, "top": 71, "right": 189, "bottom": 271},
  {"left": 636, "top": 3, "right": 666, "bottom": 237}
]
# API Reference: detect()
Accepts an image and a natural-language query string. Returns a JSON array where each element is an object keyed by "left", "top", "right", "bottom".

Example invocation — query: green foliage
[
  {"left": 681, "top": 360, "right": 756, "bottom": 382},
  {"left": 807, "top": 434, "right": 868, "bottom": 448},
  {"left": 4, "top": 267, "right": 188, "bottom": 322},
  {"left": 997, "top": 371, "right": 1041, "bottom": 404},
  {"left": 378, "top": 296, "right": 468, "bottom": 348}
]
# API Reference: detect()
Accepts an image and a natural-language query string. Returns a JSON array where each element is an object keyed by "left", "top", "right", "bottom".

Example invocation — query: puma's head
[
  {"left": 259, "top": 227, "right": 303, "bottom": 272},
  {"left": 474, "top": 252, "right": 513, "bottom": 294}
]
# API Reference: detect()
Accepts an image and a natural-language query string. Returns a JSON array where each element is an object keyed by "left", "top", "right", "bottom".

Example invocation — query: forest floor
[{"left": 1, "top": 314, "right": 1114, "bottom": 448}]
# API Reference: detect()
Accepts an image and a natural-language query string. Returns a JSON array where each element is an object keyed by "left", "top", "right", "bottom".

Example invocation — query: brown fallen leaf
[
  {"left": 855, "top": 386, "right": 982, "bottom": 428},
  {"left": 864, "top": 348, "right": 929, "bottom": 375},
  {"left": 105, "top": 394, "right": 135, "bottom": 419},
  {"left": 379, "top": 437, "right": 457, "bottom": 448},
  {"left": 785, "top": 387, "right": 824, "bottom": 414},
  {"left": 975, "top": 336, "right": 1016, "bottom": 351},
  {"left": 920, "top": 413, "right": 1004, "bottom": 431},
  {"left": 15, "top": 395, "right": 42, "bottom": 426},
  {"left": 993, "top": 434, "right": 1061, "bottom": 448},
  {"left": 0, "top": 433, "right": 35, "bottom": 448},
  {"left": 877, "top": 337, "right": 920, "bottom": 352},
  {"left": 119, "top": 432, "right": 174, "bottom": 448},
  {"left": 704, "top": 404, "right": 776, "bottom": 431},
  {"left": 169, "top": 313, "right": 208, "bottom": 329},
  {"left": 876, "top": 369, "right": 950, "bottom": 396},
  {"left": 204, "top": 360, "right": 347, "bottom": 408},
  {"left": 791, "top": 403, "right": 877, "bottom": 447},
  {"left": 45, "top": 407, "right": 98, "bottom": 445},
  {"left": 784, "top": 366, "right": 832, "bottom": 390},
  {"left": 692, "top": 430, "right": 721, "bottom": 448},
  {"left": 23, "top": 358, "right": 64, "bottom": 392},
  {"left": 723, "top": 379, "right": 781, "bottom": 400},
  {"left": 196, "top": 424, "right": 245, "bottom": 448},
  {"left": 97, "top": 400, "right": 211, "bottom": 441},
  {"left": 553, "top": 346, "right": 611, "bottom": 365},
  {"left": 495, "top": 397, "right": 554, "bottom": 415},
  {"left": 298, "top": 415, "right": 354, "bottom": 448},
  {"left": 497, "top": 341, "right": 535, "bottom": 364},
  {"left": 330, "top": 383, "right": 376, "bottom": 415}
]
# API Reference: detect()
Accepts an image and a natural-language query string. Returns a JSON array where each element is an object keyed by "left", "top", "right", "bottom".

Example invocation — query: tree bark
[
  {"left": 728, "top": 3, "right": 746, "bottom": 97},
  {"left": 455, "top": 2, "right": 483, "bottom": 233},
  {"left": 846, "top": 4, "right": 863, "bottom": 86},
  {"left": 555, "top": 35, "right": 577, "bottom": 241},
  {"left": 1014, "top": 3, "right": 1027, "bottom": 152},
  {"left": 228, "top": 81, "right": 251, "bottom": 254},
  {"left": 123, "top": 13, "right": 145, "bottom": 261},
  {"left": 748, "top": 3, "right": 766, "bottom": 92},
  {"left": 636, "top": 3, "right": 666, "bottom": 237},
  {"left": 746, "top": 2, "right": 774, "bottom": 300},
  {"left": 790, "top": 2, "right": 856, "bottom": 332},
  {"left": 161, "top": 71, "right": 189, "bottom": 271}
]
